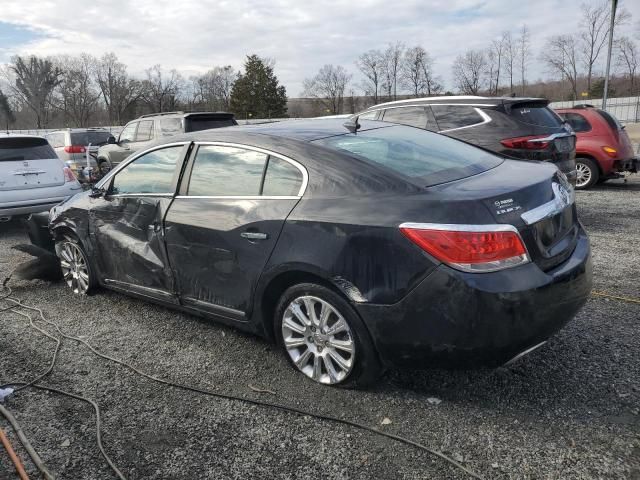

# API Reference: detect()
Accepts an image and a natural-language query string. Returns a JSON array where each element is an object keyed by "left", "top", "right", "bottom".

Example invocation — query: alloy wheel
[
  {"left": 58, "top": 241, "right": 91, "bottom": 294},
  {"left": 576, "top": 162, "right": 592, "bottom": 188},
  {"left": 281, "top": 295, "right": 355, "bottom": 385}
]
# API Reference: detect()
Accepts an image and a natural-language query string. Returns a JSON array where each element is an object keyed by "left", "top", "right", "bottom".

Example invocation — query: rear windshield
[
  {"left": 510, "top": 104, "right": 562, "bottom": 127},
  {"left": 0, "top": 137, "right": 57, "bottom": 161},
  {"left": 313, "top": 125, "right": 503, "bottom": 186},
  {"left": 70, "top": 131, "right": 112, "bottom": 146},
  {"left": 596, "top": 109, "right": 623, "bottom": 131},
  {"left": 185, "top": 117, "right": 236, "bottom": 132}
]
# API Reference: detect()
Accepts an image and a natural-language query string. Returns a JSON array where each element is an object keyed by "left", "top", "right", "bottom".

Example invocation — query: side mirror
[
  {"left": 107, "top": 136, "right": 116, "bottom": 144},
  {"left": 89, "top": 186, "right": 105, "bottom": 198}
]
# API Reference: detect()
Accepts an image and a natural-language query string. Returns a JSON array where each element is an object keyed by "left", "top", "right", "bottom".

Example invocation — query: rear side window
[
  {"left": 160, "top": 117, "right": 183, "bottom": 136},
  {"left": 262, "top": 157, "right": 303, "bottom": 196},
  {"left": 313, "top": 125, "right": 502, "bottom": 186},
  {"left": 510, "top": 104, "right": 562, "bottom": 127},
  {"left": 135, "top": 120, "right": 154, "bottom": 141},
  {"left": 70, "top": 131, "right": 112, "bottom": 146},
  {"left": 596, "top": 110, "right": 622, "bottom": 131},
  {"left": 187, "top": 146, "right": 267, "bottom": 196},
  {"left": 431, "top": 105, "right": 484, "bottom": 131},
  {"left": 558, "top": 112, "right": 591, "bottom": 132},
  {"left": 0, "top": 137, "right": 57, "bottom": 161},
  {"left": 111, "top": 146, "right": 182, "bottom": 194},
  {"left": 358, "top": 111, "right": 378, "bottom": 120},
  {"left": 382, "top": 107, "right": 428, "bottom": 129}
]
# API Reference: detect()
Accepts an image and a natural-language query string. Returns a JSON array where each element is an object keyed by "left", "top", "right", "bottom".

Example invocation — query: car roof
[
  {"left": 365, "top": 95, "right": 548, "bottom": 109},
  {"left": 0, "top": 133, "right": 46, "bottom": 140}
]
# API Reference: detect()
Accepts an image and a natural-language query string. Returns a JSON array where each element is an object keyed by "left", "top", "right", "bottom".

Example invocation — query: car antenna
[{"left": 343, "top": 115, "right": 360, "bottom": 134}]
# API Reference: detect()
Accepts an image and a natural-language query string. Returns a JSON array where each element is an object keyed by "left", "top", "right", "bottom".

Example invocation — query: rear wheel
[
  {"left": 275, "top": 283, "right": 381, "bottom": 388},
  {"left": 55, "top": 236, "right": 96, "bottom": 294},
  {"left": 575, "top": 158, "right": 599, "bottom": 189}
]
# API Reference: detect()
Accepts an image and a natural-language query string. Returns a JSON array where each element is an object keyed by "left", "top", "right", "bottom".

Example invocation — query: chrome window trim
[
  {"left": 109, "top": 193, "right": 174, "bottom": 198},
  {"left": 437, "top": 108, "right": 492, "bottom": 133},
  {"left": 520, "top": 182, "right": 575, "bottom": 225},
  {"left": 175, "top": 195, "right": 299, "bottom": 200},
  {"left": 95, "top": 141, "right": 191, "bottom": 190},
  {"left": 192, "top": 141, "right": 308, "bottom": 198}
]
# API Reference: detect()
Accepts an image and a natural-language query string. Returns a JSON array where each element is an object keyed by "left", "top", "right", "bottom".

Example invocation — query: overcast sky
[{"left": 1, "top": 0, "right": 639, "bottom": 96}]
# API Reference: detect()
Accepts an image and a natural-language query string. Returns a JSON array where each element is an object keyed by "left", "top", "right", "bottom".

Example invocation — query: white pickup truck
[{"left": 0, "top": 134, "right": 82, "bottom": 221}]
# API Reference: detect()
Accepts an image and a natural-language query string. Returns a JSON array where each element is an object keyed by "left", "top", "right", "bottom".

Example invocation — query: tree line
[{"left": 0, "top": 0, "right": 638, "bottom": 129}]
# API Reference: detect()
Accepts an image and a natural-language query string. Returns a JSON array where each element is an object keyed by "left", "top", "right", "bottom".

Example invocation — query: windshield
[
  {"left": 0, "top": 137, "right": 57, "bottom": 161},
  {"left": 312, "top": 125, "right": 503, "bottom": 186},
  {"left": 70, "top": 131, "right": 112, "bottom": 146}
]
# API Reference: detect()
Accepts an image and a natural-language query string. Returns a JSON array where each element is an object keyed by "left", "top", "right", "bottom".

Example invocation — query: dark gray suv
[
  {"left": 356, "top": 96, "right": 577, "bottom": 184},
  {"left": 97, "top": 111, "right": 237, "bottom": 172}
]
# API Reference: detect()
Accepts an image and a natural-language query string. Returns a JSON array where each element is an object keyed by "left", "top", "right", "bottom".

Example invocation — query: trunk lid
[
  {"left": 0, "top": 137, "right": 65, "bottom": 191},
  {"left": 428, "top": 160, "right": 578, "bottom": 272}
]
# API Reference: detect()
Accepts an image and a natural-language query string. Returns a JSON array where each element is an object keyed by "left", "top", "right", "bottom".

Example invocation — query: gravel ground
[{"left": 0, "top": 177, "right": 639, "bottom": 480}]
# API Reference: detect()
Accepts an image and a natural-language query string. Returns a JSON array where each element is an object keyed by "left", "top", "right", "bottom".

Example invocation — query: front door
[
  {"left": 164, "top": 143, "right": 306, "bottom": 319},
  {"left": 89, "top": 143, "right": 189, "bottom": 302}
]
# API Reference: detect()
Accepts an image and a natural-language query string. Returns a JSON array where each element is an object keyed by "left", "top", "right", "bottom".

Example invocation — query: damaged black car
[{"left": 43, "top": 119, "right": 592, "bottom": 387}]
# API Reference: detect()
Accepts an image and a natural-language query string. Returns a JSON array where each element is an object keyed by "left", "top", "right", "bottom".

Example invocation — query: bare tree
[
  {"left": 518, "top": 24, "right": 531, "bottom": 95},
  {"left": 9, "top": 55, "right": 62, "bottom": 128},
  {"left": 579, "top": 1, "right": 631, "bottom": 93},
  {"left": 141, "top": 65, "right": 184, "bottom": 113},
  {"left": 382, "top": 42, "right": 405, "bottom": 100},
  {"left": 541, "top": 34, "right": 580, "bottom": 99},
  {"left": 94, "top": 53, "right": 142, "bottom": 125},
  {"left": 488, "top": 38, "right": 504, "bottom": 95},
  {"left": 401, "top": 46, "right": 441, "bottom": 97},
  {"left": 192, "top": 65, "right": 235, "bottom": 111},
  {"left": 53, "top": 54, "right": 101, "bottom": 127},
  {"left": 355, "top": 50, "right": 384, "bottom": 104},
  {"left": 503, "top": 31, "right": 515, "bottom": 93},
  {"left": 616, "top": 36, "right": 638, "bottom": 93},
  {"left": 452, "top": 49, "right": 487, "bottom": 95},
  {"left": 302, "top": 64, "right": 351, "bottom": 114}
]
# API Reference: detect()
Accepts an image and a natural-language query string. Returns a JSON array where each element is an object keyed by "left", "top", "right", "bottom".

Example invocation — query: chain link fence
[{"left": 550, "top": 96, "right": 640, "bottom": 123}]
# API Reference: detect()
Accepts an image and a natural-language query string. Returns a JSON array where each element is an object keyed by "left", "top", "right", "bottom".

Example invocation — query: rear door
[
  {"left": 164, "top": 143, "right": 306, "bottom": 319},
  {"left": 0, "top": 137, "right": 65, "bottom": 192},
  {"left": 89, "top": 143, "right": 189, "bottom": 301}
]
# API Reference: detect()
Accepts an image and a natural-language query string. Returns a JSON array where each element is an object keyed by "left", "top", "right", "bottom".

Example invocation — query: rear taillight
[
  {"left": 63, "top": 166, "right": 77, "bottom": 183},
  {"left": 64, "top": 145, "right": 86, "bottom": 154},
  {"left": 501, "top": 135, "right": 550, "bottom": 150},
  {"left": 602, "top": 146, "right": 617, "bottom": 158},
  {"left": 399, "top": 223, "right": 530, "bottom": 273}
]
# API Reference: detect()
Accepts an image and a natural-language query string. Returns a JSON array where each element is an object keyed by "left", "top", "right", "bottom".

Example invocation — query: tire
[
  {"left": 575, "top": 158, "right": 599, "bottom": 190},
  {"left": 275, "top": 283, "right": 381, "bottom": 388},
  {"left": 55, "top": 235, "right": 97, "bottom": 295}
]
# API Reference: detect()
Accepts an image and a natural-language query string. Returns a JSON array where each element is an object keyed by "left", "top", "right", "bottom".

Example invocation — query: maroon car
[{"left": 556, "top": 105, "right": 638, "bottom": 189}]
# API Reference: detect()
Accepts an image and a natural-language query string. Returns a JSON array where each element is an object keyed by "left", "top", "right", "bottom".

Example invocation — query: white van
[{"left": 0, "top": 134, "right": 82, "bottom": 221}]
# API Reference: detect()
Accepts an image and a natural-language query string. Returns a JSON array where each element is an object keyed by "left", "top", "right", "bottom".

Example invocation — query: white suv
[{"left": 0, "top": 134, "right": 82, "bottom": 221}]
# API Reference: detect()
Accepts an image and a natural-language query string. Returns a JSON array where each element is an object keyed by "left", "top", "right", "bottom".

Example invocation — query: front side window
[
  {"left": 431, "top": 105, "right": 484, "bottom": 131},
  {"left": 187, "top": 146, "right": 268, "bottom": 196},
  {"left": 262, "top": 157, "right": 303, "bottom": 196},
  {"left": 119, "top": 122, "right": 138, "bottom": 143},
  {"left": 382, "top": 107, "right": 427, "bottom": 129},
  {"left": 558, "top": 113, "right": 591, "bottom": 133},
  {"left": 111, "top": 146, "right": 183, "bottom": 194},
  {"left": 135, "top": 120, "right": 154, "bottom": 141},
  {"left": 313, "top": 124, "right": 502, "bottom": 186}
]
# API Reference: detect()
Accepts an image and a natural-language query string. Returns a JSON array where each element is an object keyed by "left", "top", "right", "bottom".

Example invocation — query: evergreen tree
[
  {"left": 0, "top": 88, "right": 15, "bottom": 130},
  {"left": 230, "top": 55, "right": 287, "bottom": 119}
]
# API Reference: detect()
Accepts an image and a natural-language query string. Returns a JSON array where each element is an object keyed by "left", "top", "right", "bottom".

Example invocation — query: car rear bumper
[
  {"left": 612, "top": 157, "right": 638, "bottom": 174},
  {"left": 0, "top": 198, "right": 66, "bottom": 217},
  {"left": 355, "top": 226, "right": 592, "bottom": 369}
]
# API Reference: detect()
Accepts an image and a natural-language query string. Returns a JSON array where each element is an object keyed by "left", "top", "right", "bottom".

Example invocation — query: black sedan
[{"left": 47, "top": 119, "right": 592, "bottom": 387}]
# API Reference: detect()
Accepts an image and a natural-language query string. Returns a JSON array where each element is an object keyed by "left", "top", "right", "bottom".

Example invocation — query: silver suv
[
  {"left": 97, "top": 111, "right": 237, "bottom": 172},
  {"left": 45, "top": 128, "right": 113, "bottom": 183},
  {"left": 0, "top": 134, "right": 82, "bottom": 220}
]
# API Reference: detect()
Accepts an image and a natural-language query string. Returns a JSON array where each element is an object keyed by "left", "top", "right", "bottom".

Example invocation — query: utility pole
[{"left": 602, "top": 0, "right": 618, "bottom": 110}]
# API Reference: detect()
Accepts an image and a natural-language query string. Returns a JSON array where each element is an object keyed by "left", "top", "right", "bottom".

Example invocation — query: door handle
[{"left": 241, "top": 231, "right": 268, "bottom": 240}]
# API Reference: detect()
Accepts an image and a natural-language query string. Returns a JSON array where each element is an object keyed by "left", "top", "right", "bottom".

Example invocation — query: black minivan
[{"left": 356, "top": 96, "right": 577, "bottom": 184}]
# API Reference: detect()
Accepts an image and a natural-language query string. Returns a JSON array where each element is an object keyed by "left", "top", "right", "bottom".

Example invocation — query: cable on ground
[
  {"left": 0, "top": 426, "right": 30, "bottom": 480},
  {"left": 1, "top": 287, "right": 485, "bottom": 480},
  {"left": 591, "top": 290, "right": 640, "bottom": 305}
]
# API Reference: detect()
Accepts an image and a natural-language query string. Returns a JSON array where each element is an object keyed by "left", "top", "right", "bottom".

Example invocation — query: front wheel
[
  {"left": 575, "top": 158, "right": 599, "bottom": 189},
  {"left": 275, "top": 283, "right": 381, "bottom": 388},
  {"left": 55, "top": 236, "right": 97, "bottom": 294}
]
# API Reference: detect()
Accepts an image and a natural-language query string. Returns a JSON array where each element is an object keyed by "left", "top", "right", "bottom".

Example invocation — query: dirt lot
[{"left": 1, "top": 177, "right": 639, "bottom": 480}]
